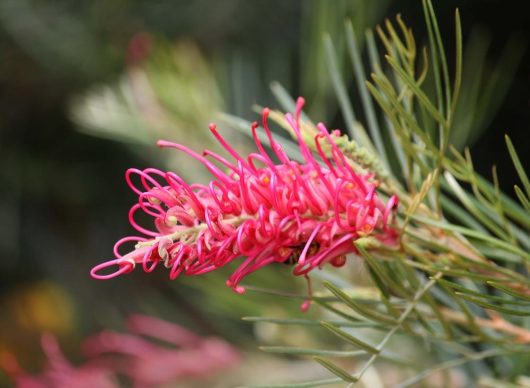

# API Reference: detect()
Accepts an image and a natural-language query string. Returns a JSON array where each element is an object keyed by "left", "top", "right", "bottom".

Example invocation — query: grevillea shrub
[{"left": 91, "top": 98, "right": 398, "bottom": 308}]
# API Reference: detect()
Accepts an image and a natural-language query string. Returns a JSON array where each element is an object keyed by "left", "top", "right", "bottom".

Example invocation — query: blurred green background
[{"left": 0, "top": 0, "right": 528, "bottom": 385}]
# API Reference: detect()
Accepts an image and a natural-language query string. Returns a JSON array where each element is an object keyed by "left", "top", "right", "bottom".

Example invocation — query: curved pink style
[{"left": 91, "top": 98, "right": 398, "bottom": 294}]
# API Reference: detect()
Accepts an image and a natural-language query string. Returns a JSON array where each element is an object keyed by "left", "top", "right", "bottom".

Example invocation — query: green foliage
[{"left": 240, "top": 1, "right": 530, "bottom": 386}]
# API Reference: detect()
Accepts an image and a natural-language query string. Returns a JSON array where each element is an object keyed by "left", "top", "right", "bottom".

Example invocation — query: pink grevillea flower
[
  {"left": 82, "top": 314, "right": 240, "bottom": 387},
  {"left": 0, "top": 334, "right": 117, "bottom": 388},
  {"left": 0, "top": 315, "right": 239, "bottom": 388},
  {"left": 91, "top": 98, "right": 398, "bottom": 301}
]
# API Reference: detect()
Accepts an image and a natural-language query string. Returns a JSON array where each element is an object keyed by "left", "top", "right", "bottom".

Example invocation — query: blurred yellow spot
[{"left": 1, "top": 281, "right": 75, "bottom": 335}]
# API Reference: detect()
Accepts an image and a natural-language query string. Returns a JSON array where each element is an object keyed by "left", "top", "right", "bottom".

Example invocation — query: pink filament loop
[
  {"left": 125, "top": 168, "right": 164, "bottom": 196},
  {"left": 129, "top": 203, "right": 159, "bottom": 236},
  {"left": 142, "top": 244, "right": 159, "bottom": 273},
  {"left": 113, "top": 236, "right": 147, "bottom": 258},
  {"left": 157, "top": 140, "right": 234, "bottom": 188},
  {"left": 91, "top": 258, "right": 135, "bottom": 280}
]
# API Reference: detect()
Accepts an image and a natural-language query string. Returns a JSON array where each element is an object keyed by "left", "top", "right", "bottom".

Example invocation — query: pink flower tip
[
  {"left": 300, "top": 300, "right": 312, "bottom": 312},
  {"left": 156, "top": 139, "right": 173, "bottom": 148},
  {"left": 234, "top": 286, "right": 246, "bottom": 294}
]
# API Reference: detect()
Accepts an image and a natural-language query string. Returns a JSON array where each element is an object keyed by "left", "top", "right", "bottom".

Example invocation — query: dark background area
[{"left": 0, "top": 0, "right": 528, "bottom": 378}]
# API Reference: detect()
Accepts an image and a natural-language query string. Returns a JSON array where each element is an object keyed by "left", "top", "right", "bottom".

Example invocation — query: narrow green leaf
[
  {"left": 444, "top": 171, "right": 510, "bottom": 241},
  {"left": 323, "top": 35, "right": 357, "bottom": 140},
  {"left": 242, "top": 316, "right": 322, "bottom": 326},
  {"left": 449, "top": 30, "right": 489, "bottom": 149},
  {"left": 361, "top": 107, "right": 429, "bottom": 181},
  {"left": 404, "top": 232, "right": 519, "bottom": 278},
  {"left": 472, "top": 174, "right": 530, "bottom": 229},
  {"left": 425, "top": 0, "right": 451, "bottom": 119},
  {"left": 314, "top": 299, "right": 362, "bottom": 322},
  {"left": 435, "top": 278, "right": 530, "bottom": 306},
  {"left": 411, "top": 215, "right": 530, "bottom": 262},
  {"left": 505, "top": 135, "right": 530, "bottom": 198},
  {"left": 450, "top": 8, "right": 463, "bottom": 116},
  {"left": 365, "top": 29, "right": 408, "bottom": 176},
  {"left": 440, "top": 195, "right": 488, "bottom": 233},
  {"left": 324, "top": 281, "right": 398, "bottom": 324},
  {"left": 323, "top": 35, "right": 374, "bottom": 151},
  {"left": 357, "top": 245, "right": 410, "bottom": 298},
  {"left": 245, "top": 377, "right": 341, "bottom": 388},
  {"left": 242, "top": 317, "right": 388, "bottom": 329},
  {"left": 385, "top": 55, "right": 447, "bottom": 126},
  {"left": 473, "top": 38, "right": 525, "bottom": 140},
  {"left": 261, "top": 347, "right": 412, "bottom": 366},
  {"left": 365, "top": 29, "right": 382, "bottom": 71},
  {"left": 345, "top": 20, "right": 387, "bottom": 166},
  {"left": 422, "top": 0, "right": 444, "bottom": 120},
  {"left": 514, "top": 185, "right": 530, "bottom": 212},
  {"left": 313, "top": 357, "right": 358, "bottom": 383},
  {"left": 371, "top": 72, "right": 438, "bottom": 152},
  {"left": 487, "top": 281, "right": 530, "bottom": 302},
  {"left": 321, "top": 321, "right": 379, "bottom": 354},
  {"left": 260, "top": 346, "right": 365, "bottom": 357},
  {"left": 472, "top": 243, "right": 524, "bottom": 264},
  {"left": 455, "top": 292, "right": 530, "bottom": 316},
  {"left": 446, "top": 252, "right": 529, "bottom": 284},
  {"left": 405, "top": 260, "right": 514, "bottom": 283},
  {"left": 490, "top": 165, "right": 517, "bottom": 245},
  {"left": 366, "top": 264, "right": 390, "bottom": 300}
]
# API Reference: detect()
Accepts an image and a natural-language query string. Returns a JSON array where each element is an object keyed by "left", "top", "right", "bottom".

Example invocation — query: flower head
[{"left": 91, "top": 98, "right": 398, "bottom": 296}]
